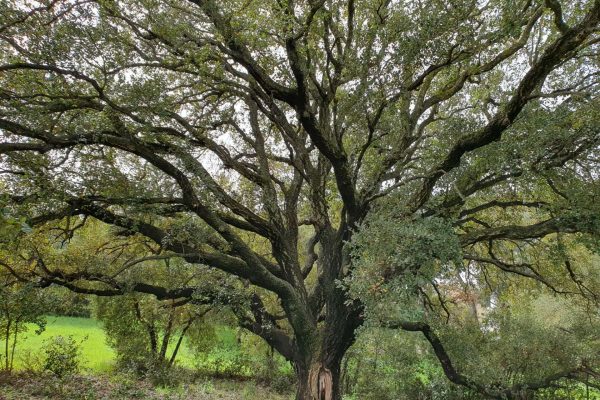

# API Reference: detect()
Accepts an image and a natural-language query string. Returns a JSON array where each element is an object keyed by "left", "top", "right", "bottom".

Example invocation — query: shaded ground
[{"left": 0, "top": 372, "right": 291, "bottom": 400}]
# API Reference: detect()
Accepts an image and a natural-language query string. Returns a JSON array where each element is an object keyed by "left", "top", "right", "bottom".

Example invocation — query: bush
[
  {"left": 269, "top": 372, "right": 295, "bottom": 394},
  {"left": 42, "top": 335, "right": 82, "bottom": 377},
  {"left": 18, "top": 349, "right": 44, "bottom": 373},
  {"left": 141, "top": 358, "right": 181, "bottom": 387}
]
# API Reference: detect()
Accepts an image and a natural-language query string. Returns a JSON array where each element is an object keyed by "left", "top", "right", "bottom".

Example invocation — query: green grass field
[
  {"left": 14, "top": 315, "right": 289, "bottom": 377},
  {"left": 14, "top": 316, "right": 116, "bottom": 372},
  {"left": 14, "top": 316, "right": 215, "bottom": 371}
]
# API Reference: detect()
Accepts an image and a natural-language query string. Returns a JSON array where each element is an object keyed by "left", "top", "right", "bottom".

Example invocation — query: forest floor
[{"left": 0, "top": 372, "right": 291, "bottom": 400}]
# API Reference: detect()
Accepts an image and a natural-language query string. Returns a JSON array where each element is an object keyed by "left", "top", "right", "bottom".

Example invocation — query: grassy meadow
[
  {"left": 14, "top": 316, "right": 115, "bottom": 372},
  {"left": 13, "top": 316, "right": 281, "bottom": 375}
]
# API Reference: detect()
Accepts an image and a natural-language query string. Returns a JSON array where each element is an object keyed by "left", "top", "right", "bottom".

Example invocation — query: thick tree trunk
[
  {"left": 291, "top": 228, "right": 362, "bottom": 400},
  {"left": 295, "top": 358, "right": 342, "bottom": 400},
  {"left": 293, "top": 290, "right": 360, "bottom": 400}
]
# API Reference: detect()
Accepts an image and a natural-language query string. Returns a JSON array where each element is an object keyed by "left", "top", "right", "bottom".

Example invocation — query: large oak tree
[{"left": 1, "top": 0, "right": 599, "bottom": 399}]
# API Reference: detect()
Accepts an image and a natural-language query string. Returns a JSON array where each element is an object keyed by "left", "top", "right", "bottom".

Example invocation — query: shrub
[
  {"left": 18, "top": 349, "right": 44, "bottom": 373},
  {"left": 141, "top": 358, "right": 180, "bottom": 387},
  {"left": 269, "top": 372, "right": 295, "bottom": 394},
  {"left": 42, "top": 335, "right": 82, "bottom": 377}
]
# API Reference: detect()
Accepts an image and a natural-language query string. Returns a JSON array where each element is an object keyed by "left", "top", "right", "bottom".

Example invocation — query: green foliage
[
  {"left": 42, "top": 335, "right": 83, "bottom": 377},
  {"left": 439, "top": 293, "right": 600, "bottom": 389},
  {"left": 94, "top": 294, "right": 205, "bottom": 373},
  {"left": 95, "top": 295, "right": 157, "bottom": 370},
  {"left": 0, "top": 210, "right": 31, "bottom": 242},
  {"left": 348, "top": 207, "right": 462, "bottom": 321},
  {"left": 342, "top": 328, "right": 482, "bottom": 400},
  {"left": 191, "top": 326, "right": 292, "bottom": 385},
  {"left": 46, "top": 287, "right": 92, "bottom": 318},
  {"left": 0, "top": 195, "right": 32, "bottom": 242},
  {"left": 345, "top": 187, "right": 600, "bottom": 397},
  {"left": 186, "top": 322, "right": 218, "bottom": 354},
  {"left": 344, "top": 318, "right": 600, "bottom": 400}
]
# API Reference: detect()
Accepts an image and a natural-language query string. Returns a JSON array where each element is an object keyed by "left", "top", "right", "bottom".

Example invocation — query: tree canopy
[{"left": 1, "top": 0, "right": 599, "bottom": 399}]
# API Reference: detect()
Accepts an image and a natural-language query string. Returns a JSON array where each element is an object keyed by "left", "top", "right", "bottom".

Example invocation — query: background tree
[
  {"left": 0, "top": 278, "right": 48, "bottom": 372},
  {"left": 0, "top": 0, "right": 599, "bottom": 399},
  {"left": 95, "top": 292, "right": 212, "bottom": 371}
]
